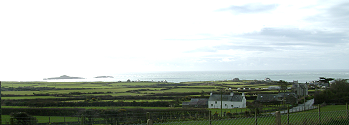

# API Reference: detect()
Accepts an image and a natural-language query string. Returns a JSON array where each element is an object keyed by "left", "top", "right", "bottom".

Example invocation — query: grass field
[
  {"left": 1, "top": 81, "right": 162, "bottom": 88},
  {"left": 1, "top": 106, "right": 174, "bottom": 110},
  {"left": 2, "top": 80, "right": 342, "bottom": 124},
  {"left": 1, "top": 115, "right": 80, "bottom": 124},
  {"left": 0, "top": 81, "right": 326, "bottom": 119},
  {"left": 1, "top": 96, "right": 70, "bottom": 100},
  {"left": 300, "top": 105, "right": 348, "bottom": 113},
  {"left": 209, "top": 108, "right": 249, "bottom": 115}
]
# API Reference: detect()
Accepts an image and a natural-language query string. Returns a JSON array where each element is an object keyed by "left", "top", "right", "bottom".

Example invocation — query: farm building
[
  {"left": 232, "top": 78, "right": 240, "bottom": 82},
  {"left": 182, "top": 98, "right": 208, "bottom": 108},
  {"left": 291, "top": 83, "right": 308, "bottom": 97},
  {"left": 208, "top": 92, "right": 246, "bottom": 109},
  {"left": 256, "top": 92, "right": 298, "bottom": 105},
  {"left": 268, "top": 86, "right": 281, "bottom": 90}
]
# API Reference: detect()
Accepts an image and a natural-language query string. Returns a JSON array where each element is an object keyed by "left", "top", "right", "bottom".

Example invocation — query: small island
[
  {"left": 94, "top": 76, "right": 114, "bottom": 78},
  {"left": 43, "top": 75, "right": 85, "bottom": 80}
]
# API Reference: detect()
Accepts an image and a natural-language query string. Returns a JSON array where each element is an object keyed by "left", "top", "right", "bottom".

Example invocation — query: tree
[
  {"left": 10, "top": 112, "right": 37, "bottom": 125},
  {"left": 314, "top": 79, "right": 349, "bottom": 104},
  {"left": 246, "top": 101, "right": 262, "bottom": 115},
  {"left": 319, "top": 77, "right": 334, "bottom": 87},
  {"left": 278, "top": 80, "right": 288, "bottom": 93},
  {"left": 319, "top": 77, "right": 334, "bottom": 83}
]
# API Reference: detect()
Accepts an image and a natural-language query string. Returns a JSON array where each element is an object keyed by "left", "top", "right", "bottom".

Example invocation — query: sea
[{"left": 42, "top": 69, "right": 349, "bottom": 83}]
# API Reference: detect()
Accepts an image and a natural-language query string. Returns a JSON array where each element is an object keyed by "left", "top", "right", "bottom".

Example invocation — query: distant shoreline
[{"left": 2, "top": 69, "right": 348, "bottom": 83}]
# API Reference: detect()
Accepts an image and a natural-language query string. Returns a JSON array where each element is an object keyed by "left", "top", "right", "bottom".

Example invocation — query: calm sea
[{"left": 44, "top": 69, "right": 349, "bottom": 83}]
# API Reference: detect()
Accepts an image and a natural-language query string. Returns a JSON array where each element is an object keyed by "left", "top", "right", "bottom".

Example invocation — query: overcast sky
[{"left": 1, "top": 0, "right": 349, "bottom": 80}]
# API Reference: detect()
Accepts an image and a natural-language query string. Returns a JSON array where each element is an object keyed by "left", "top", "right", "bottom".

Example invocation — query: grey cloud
[
  {"left": 242, "top": 28, "right": 348, "bottom": 47},
  {"left": 185, "top": 27, "right": 348, "bottom": 56},
  {"left": 329, "top": 2, "right": 349, "bottom": 17},
  {"left": 184, "top": 47, "right": 217, "bottom": 53},
  {"left": 305, "top": 2, "right": 349, "bottom": 31},
  {"left": 218, "top": 3, "right": 278, "bottom": 14},
  {"left": 328, "top": 3, "right": 349, "bottom": 30},
  {"left": 184, "top": 44, "right": 275, "bottom": 53}
]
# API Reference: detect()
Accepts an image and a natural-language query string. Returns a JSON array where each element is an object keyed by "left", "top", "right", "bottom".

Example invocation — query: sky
[{"left": 1, "top": 0, "right": 349, "bottom": 80}]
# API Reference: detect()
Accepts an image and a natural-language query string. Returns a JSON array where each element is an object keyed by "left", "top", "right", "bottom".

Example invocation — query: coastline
[{"left": 2, "top": 69, "right": 349, "bottom": 83}]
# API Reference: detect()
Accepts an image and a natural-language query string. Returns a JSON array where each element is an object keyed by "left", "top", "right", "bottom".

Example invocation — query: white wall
[{"left": 208, "top": 100, "right": 246, "bottom": 109}]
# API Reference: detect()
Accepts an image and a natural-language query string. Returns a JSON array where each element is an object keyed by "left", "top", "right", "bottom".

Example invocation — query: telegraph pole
[
  {"left": 0, "top": 81, "right": 2, "bottom": 124},
  {"left": 303, "top": 85, "right": 305, "bottom": 111},
  {"left": 221, "top": 88, "right": 223, "bottom": 117}
]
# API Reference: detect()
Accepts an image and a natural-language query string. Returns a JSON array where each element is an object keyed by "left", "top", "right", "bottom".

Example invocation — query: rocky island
[
  {"left": 43, "top": 75, "right": 85, "bottom": 80},
  {"left": 94, "top": 76, "right": 114, "bottom": 78}
]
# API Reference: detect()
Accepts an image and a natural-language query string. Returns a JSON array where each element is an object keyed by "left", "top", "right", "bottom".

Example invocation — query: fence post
[
  {"left": 209, "top": 110, "right": 211, "bottom": 125},
  {"left": 147, "top": 112, "right": 153, "bottom": 125},
  {"left": 275, "top": 111, "right": 281, "bottom": 125},
  {"left": 10, "top": 117, "right": 14, "bottom": 125},
  {"left": 255, "top": 108, "right": 257, "bottom": 125},
  {"left": 81, "top": 114, "right": 85, "bottom": 125},
  {"left": 146, "top": 112, "right": 150, "bottom": 120},
  {"left": 287, "top": 105, "right": 289, "bottom": 125},
  {"left": 147, "top": 119, "right": 153, "bottom": 125},
  {"left": 318, "top": 104, "right": 321, "bottom": 124},
  {"left": 345, "top": 103, "right": 349, "bottom": 118},
  {"left": 49, "top": 117, "right": 50, "bottom": 124}
]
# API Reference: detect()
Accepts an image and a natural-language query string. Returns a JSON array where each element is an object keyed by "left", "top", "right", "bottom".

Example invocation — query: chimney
[
  {"left": 230, "top": 92, "right": 234, "bottom": 96},
  {"left": 210, "top": 92, "right": 212, "bottom": 96},
  {"left": 242, "top": 92, "right": 245, "bottom": 97}
]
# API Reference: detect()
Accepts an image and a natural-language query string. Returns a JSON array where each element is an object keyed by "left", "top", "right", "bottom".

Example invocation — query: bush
[
  {"left": 10, "top": 112, "right": 37, "bottom": 125},
  {"left": 244, "top": 111, "right": 251, "bottom": 117},
  {"left": 226, "top": 111, "right": 233, "bottom": 118},
  {"left": 213, "top": 111, "right": 219, "bottom": 119}
]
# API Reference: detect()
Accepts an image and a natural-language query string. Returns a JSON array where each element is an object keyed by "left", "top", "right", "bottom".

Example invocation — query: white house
[
  {"left": 265, "top": 78, "right": 271, "bottom": 82},
  {"left": 208, "top": 92, "right": 246, "bottom": 109}
]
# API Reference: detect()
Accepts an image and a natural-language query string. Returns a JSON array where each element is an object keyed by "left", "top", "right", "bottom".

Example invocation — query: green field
[
  {"left": 301, "top": 105, "right": 348, "bottom": 113},
  {"left": 1, "top": 106, "right": 173, "bottom": 110},
  {"left": 1, "top": 81, "right": 160, "bottom": 89},
  {"left": 1, "top": 80, "right": 328, "bottom": 124},
  {"left": 1, "top": 115, "right": 79, "bottom": 124},
  {"left": 1, "top": 96, "right": 69, "bottom": 100}
]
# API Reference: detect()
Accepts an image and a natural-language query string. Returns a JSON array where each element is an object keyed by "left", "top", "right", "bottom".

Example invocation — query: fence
[{"left": 2, "top": 104, "right": 349, "bottom": 125}]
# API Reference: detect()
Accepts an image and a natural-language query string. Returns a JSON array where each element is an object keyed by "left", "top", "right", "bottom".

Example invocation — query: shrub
[
  {"left": 10, "top": 112, "right": 37, "bottom": 125},
  {"left": 226, "top": 111, "right": 233, "bottom": 118}
]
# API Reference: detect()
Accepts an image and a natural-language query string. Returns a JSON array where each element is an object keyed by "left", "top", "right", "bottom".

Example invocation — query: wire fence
[{"left": 3, "top": 105, "right": 349, "bottom": 125}]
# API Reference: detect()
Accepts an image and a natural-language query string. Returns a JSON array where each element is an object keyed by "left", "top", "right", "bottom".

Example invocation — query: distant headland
[
  {"left": 43, "top": 75, "right": 85, "bottom": 80},
  {"left": 94, "top": 76, "right": 114, "bottom": 78}
]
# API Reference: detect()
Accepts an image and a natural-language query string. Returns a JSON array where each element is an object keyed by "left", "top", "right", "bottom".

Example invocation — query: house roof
[
  {"left": 182, "top": 102, "right": 190, "bottom": 106},
  {"left": 182, "top": 98, "right": 208, "bottom": 106},
  {"left": 208, "top": 93, "right": 243, "bottom": 102},
  {"left": 278, "top": 92, "right": 297, "bottom": 98},
  {"left": 189, "top": 98, "right": 208, "bottom": 105},
  {"left": 256, "top": 94, "right": 278, "bottom": 102},
  {"left": 256, "top": 93, "right": 298, "bottom": 102}
]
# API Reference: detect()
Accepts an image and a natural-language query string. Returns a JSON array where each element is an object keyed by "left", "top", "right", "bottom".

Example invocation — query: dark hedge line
[
  {"left": 2, "top": 107, "right": 209, "bottom": 119},
  {"left": 2, "top": 95, "right": 177, "bottom": 101},
  {"left": 3, "top": 101, "right": 174, "bottom": 107},
  {"left": 80, "top": 108, "right": 210, "bottom": 124},
  {"left": 2, "top": 108, "right": 85, "bottom": 116}
]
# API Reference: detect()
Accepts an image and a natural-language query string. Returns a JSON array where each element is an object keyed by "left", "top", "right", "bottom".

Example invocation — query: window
[
  {"left": 231, "top": 105, "right": 234, "bottom": 107},
  {"left": 215, "top": 101, "right": 217, "bottom": 104},
  {"left": 211, "top": 104, "right": 213, "bottom": 106},
  {"left": 225, "top": 104, "right": 227, "bottom": 106}
]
